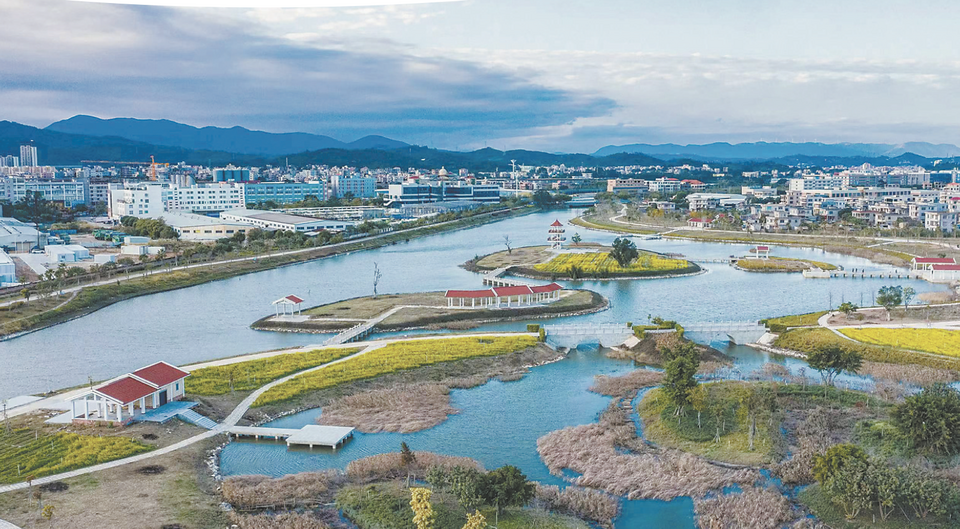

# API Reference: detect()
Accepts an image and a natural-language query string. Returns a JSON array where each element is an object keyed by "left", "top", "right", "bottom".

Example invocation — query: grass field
[
  {"left": 839, "top": 328, "right": 960, "bottom": 359},
  {"left": 533, "top": 250, "right": 696, "bottom": 277},
  {"left": 0, "top": 430, "right": 152, "bottom": 484},
  {"left": 254, "top": 336, "right": 537, "bottom": 407},
  {"left": 185, "top": 347, "right": 361, "bottom": 396},
  {"left": 736, "top": 256, "right": 837, "bottom": 272},
  {"left": 474, "top": 245, "right": 554, "bottom": 269},
  {"left": 763, "top": 310, "right": 828, "bottom": 331},
  {"left": 774, "top": 327, "right": 960, "bottom": 371},
  {"left": 304, "top": 292, "right": 449, "bottom": 319},
  {"left": 569, "top": 215, "right": 660, "bottom": 235}
]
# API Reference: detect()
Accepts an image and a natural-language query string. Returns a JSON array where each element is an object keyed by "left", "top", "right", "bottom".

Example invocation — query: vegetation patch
[
  {"left": 254, "top": 336, "right": 537, "bottom": 407},
  {"left": 316, "top": 383, "right": 459, "bottom": 433},
  {"left": 0, "top": 430, "right": 152, "bottom": 484},
  {"left": 694, "top": 487, "right": 799, "bottom": 529},
  {"left": 588, "top": 368, "right": 663, "bottom": 397},
  {"left": 531, "top": 249, "right": 699, "bottom": 279},
  {"left": 185, "top": 347, "right": 361, "bottom": 396},
  {"left": 839, "top": 328, "right": 960, "bottom": 359},
  {"left": 774, "top": 327, "right": 960, "bottom": 371},
  {"left": 761, "top": 310, "right": 828, "bottom": 332},
  {"left": 222, "top": 471, "right": 339, "bottom": 510}
]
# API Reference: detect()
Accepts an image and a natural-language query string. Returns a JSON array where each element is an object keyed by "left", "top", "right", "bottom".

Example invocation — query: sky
[{"left": 3, "top": 0, "right": 960, "bottom": 153}]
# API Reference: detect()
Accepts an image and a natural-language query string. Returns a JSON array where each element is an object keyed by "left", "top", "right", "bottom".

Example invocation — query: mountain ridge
[{"left": 593, "top": 141, "right": 960, "bottom": 160}]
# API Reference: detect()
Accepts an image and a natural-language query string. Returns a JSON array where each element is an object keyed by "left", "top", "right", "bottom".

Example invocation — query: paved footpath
[
  {"left": 0, "top": 332, "right": 536, "bottom": 494},
  {"left": 0, "top": 518, "right": 21, "bottom": 528}
]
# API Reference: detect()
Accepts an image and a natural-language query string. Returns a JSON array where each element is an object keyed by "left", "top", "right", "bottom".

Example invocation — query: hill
[
  {"left": 593, "top": 141, "right": 960, "bottom": 160},
  {"left": 45, "top": 115, "right": 408, "bottom": 157}
]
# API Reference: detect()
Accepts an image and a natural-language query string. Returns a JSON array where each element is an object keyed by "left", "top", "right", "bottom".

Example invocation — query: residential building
[
  {"left": 0, "top": 177, "right": 88, "bottom": 207},
  {"left": 606, "top": 178, "right": 649, "bottom": 195},
  {"left": 925, "top": 211, "right": 957, "bottom": 233},
  {"left": 788, "top": 176, "right": 845, "bottom": 191},
  {"left": 19, "top": 144, "right": 38, "bottom": 167},
  {"left": 330, "top": 175, "right": 377, "bottom": 198},
  {"left": 0, "top": 156, "right": 18, "bottom": 167},
  {"left": 741, "top": 186, "right": 778, "bottom": 199},
  {"left": 648, "top": 177, "right": 682, "bottom": 194},
  {"left": 686, "top": 193, "right": 747, "bottom": 211}
]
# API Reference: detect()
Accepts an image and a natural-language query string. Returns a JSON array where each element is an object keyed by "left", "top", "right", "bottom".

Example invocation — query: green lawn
[{"left": 0, "top": 430, "right": 152, "bottom": 484}]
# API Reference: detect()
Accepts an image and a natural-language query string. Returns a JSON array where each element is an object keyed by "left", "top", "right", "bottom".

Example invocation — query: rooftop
[{"left": 221, "top": 208, "right": 322, "bottom": 226}]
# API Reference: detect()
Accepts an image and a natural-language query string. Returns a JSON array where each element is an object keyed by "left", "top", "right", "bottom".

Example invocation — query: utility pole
[{"left": 2, "top": 399, "right": 8, "bottom": 434}]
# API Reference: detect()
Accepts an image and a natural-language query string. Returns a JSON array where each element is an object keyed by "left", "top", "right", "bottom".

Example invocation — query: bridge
[
  {"left": 542, "top": 323, "right": 635, "bottom": 348},
  {"left": 803, "top": 269, "right": 922, "bottom": 280},
  {"left": 482, "top": 267, "right": 534, "bottom": 287},
  {"left": 682, "top": 321, "right": 767, "bottom": 344},
  {"left": 324, "top": 306, "right": 406, "bottom": 345},
  {"left": 689, "top": 258, "right": 734, "bottom": 264}
]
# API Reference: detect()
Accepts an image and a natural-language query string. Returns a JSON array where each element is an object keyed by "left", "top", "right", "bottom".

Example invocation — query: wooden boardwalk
[{"left": 229, "top": 425, "right": 355, "bottom": 449}]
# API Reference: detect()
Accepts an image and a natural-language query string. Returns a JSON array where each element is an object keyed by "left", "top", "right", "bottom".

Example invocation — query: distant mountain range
[
  {"left": 594, "top": 141, "right": 960, "bottom": 160},
  {"left": 46, "top": 115, "right": 409, "bottom": 157},
  {"left": 4, "top": 116, "right": 960, "bottom": 171}
]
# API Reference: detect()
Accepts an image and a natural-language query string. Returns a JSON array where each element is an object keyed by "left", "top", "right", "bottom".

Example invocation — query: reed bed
[
  {"left": 858, "top": 360, "right": 959, "bottom": 386},
  {"left": 229, "top": 512, "right": 332, "bottom": 529},
  {"left": 345, "top": 451, "right": 483, "bottom": 483},
  {"left": 774, "top": 408, "right": 841, "bottom": 485},
  {"left": 222, "top": 471, "right": 339, "bottom": 509},
  {"left": 537, "top": 406, "right": 758, "bottom": 500},
  {"left": 693, "top": 487, "right": 796, "bottom": 529},
  {"left": 589, "top": 369, "right": 663, "bottom": 397},
  {"left": 317, "top": 383, "right": 458, "bottom": 433},
  {"left": 534, "top": 484, "right": 621, "bottom": 528}
]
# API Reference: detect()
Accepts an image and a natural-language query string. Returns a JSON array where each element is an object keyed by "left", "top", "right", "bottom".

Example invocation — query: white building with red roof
[
  {"left": 912, "top": 257, "right": 956, "bottom": 271},
  {"left": 68, "top": 361, "right": 190, "bottom": 425},
  {"left": 444, "top": 283, "right": 563, "bottom": 308},
  {"left": 273, "top": 294, "right": 304, "bottom": 316}
]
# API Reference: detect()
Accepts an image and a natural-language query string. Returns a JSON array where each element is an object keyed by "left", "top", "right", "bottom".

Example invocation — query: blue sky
[{"left": 3, "top": 0, "right": 960, "bottom": 152}]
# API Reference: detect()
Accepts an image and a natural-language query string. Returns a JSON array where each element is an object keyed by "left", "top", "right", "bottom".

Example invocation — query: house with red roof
[
  {"left": 68, "top": 361, "right": 190, "bottom": 425},
  {"left": 911, "top": 257, "right": 956, "bottom": 271}
]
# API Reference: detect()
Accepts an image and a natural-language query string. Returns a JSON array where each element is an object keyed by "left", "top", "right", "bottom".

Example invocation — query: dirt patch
[
  {"left": 142, "top": 433, "right": 159, "bottom": 440},
  {"left": 137, "top": 465, "right": 166, "bottom": 475}
]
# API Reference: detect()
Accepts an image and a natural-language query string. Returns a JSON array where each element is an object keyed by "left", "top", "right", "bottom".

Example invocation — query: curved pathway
[{"left": 0, "top": 332, "right": 536, "bottom": 494}]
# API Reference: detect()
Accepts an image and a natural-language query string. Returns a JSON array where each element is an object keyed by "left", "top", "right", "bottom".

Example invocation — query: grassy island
[
  {"left": 252, "top": 289, "right": 607, "bottom": 333},
  {"left": 735, "top": 256, "right": 838, "bottom": 272},
  {"left": 471, "top": 245, "right": 700, "bottom": 280}
]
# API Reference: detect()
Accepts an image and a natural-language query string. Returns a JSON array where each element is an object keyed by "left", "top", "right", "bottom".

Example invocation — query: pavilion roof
[
  {"left": 95, "top": 376, "right": 156, "bottom": 405},
  {"left": 531, "top": 283, "right": 563, "bottom": 294},
  {"left": 914, "top": 257, "right": 956, "bottom": 264},
  {"left": 551, "top": 220, "right": 563, "bottom": 227},
  {"left": 445, "top": 289, "right": 495, "bottom": 299},
  {"left": 493, "top": 285, "right": 535, "bottom": 297}
]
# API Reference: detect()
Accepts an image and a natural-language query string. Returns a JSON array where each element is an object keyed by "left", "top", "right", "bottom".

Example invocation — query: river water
[{"left": 0, "top": 211, "right": 949, "bottom": 526}]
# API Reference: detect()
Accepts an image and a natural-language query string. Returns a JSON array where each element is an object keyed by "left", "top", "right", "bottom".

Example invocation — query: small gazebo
[
  {"left": 273, "top": 295, "right": 304, "bottom": 316},
  {"left": 548, "top": 220, "right": 566, "bottom": 250}
]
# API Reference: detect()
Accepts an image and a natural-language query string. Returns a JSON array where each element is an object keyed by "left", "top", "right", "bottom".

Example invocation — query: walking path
[
  {"left": 0, "top": 331, "right": 536, "bottom": 494},
  {"left": 0, "top": 518, "right": 21, "bottom": 528}
]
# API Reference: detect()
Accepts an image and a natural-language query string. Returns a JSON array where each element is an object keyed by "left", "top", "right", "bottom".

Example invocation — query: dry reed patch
[
  {"left": 229, "top": 512, "right": 333, "bottom": 529},
  {"left": 919, "top": 291, "right": 958, "bottom": 304},
  {"left": 534, "top": 484, "right": 621, "bottom": 528},
  {"left": 345, "top": 451, "right": 483, "bottom": 483},
  {"left": 774, "top": 408, "right": 845, "bottom": 485},
  {"left": 858, "top": 360, "right": 959, "bottom": 386},
  {"left": 693, "top": 487, "right": 796, "bottom": 529},
  {"left": 589, "top": 369, "right": 663, "bottom": 397},
  {"left": 317, "top": 383, "right": 457, "bottom": 434},
  {"left": 537, "top": 406, "right": 758, "bottom": 500},
  {"left": 222, "top": 471, "right": 338, "bottom": 509}
]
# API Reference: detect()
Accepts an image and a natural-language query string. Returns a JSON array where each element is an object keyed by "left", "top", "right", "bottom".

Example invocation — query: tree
[
  {"left": 571, "top": 233, "right": 582, "bottom": 246},
  {"left": 689, "top": 384, "right": 708, "bottom": 429},
  {"left": 449, "top": 466, "right": 485, "bottom": 511},
  {"left": 372, "top": 262, "right": 383, "bottom": 298},
  {"left": 662, "top": 342, "right": 700, "bottom": 417},
  {"left": 807, "top": 345, "right": 862, "bottom": 394},
  {"left": 876, "top": 285, "right": 903, "bottom": 320},
  {"left": 903, "top": 286, "right": 916, "bottom": 311},
  {"left": 481, "top": 465, "right": 535, "bottom": 516},
  {"left": 16, "top": 191, "right": 56, "bottom": 250},
  {"left": 400, "top": 442, "right": 417, "bottom": 486},
  {"left": 838, "top": 302, "right": 858, "bottom": 316},
  {"left": 409, "top": 488, "right": 435, "bottom": 529},
  {"left": 812, "top": 443, "right": 869, "bottom": 484},
  {"left": 609, "top": 237, "right": 639, "bottom": 268},
  {"left": 891, "top": 383, "right": 960, "bottom": 455},
  {"left": 502, "top": 235, "right": 512, "bottom": 254}
]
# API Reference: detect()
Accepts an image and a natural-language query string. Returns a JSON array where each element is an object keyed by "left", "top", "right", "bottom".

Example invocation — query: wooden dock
[{"left": 228, "top": 425, "right": 355, "bottom": 449}]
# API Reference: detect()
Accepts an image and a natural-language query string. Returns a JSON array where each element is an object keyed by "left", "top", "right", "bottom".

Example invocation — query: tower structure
[{"left": 548, "top": 219, "right": 566, "bottom": 250}]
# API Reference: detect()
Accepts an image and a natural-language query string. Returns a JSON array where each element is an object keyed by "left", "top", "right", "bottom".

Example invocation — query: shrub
[
  {"left": 891, "top": 383, "right": 960, "bottom": 455},
  {"left": 812, "top": 444, "right": 868, "bottom": 484},
  {"left": 526, "top": 324, "right": 540, "bottom": 333}
]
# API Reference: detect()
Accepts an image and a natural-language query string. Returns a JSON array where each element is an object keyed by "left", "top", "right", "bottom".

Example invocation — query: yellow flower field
[
  {"left": 533, "top": 251, "right": 691, "bottom": 275},
  {"left": 254, "top": 336, "right": 537, "bottom": 407},
  {"left": 839, "top": 328, "right": 960, "bottom": 358},
  {"left": 186, "top": 347, "right": 361, "bottom": 396}
]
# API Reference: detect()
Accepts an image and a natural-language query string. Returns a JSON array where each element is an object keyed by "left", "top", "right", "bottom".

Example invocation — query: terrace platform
[{"left": 229, "top": 424, "right": 355, "bottom": 449}]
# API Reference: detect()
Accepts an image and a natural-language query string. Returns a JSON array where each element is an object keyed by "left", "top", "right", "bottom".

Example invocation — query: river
[{"left": 3, "top": 210, "right": 949, "bottom": 527}]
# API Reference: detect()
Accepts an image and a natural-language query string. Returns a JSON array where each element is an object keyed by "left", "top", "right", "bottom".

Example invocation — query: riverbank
[
  {"left": 251, "top": 289, "right": 608, "bottom": 334},
  {"left": 0, "top": 204, "right": 536, "bottom": 340}
]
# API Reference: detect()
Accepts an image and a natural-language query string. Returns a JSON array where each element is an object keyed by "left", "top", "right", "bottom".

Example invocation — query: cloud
[{"left": 0, "top": 0, "right": 614, "bottom": 146}]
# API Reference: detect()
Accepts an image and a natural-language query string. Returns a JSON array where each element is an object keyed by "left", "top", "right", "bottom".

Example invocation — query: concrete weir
[{"left": 229, "top": 425, "right": 355, "bottom": 449}]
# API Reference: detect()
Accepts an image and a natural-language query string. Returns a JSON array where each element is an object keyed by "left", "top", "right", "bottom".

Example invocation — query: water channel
[{"left": 0, "top": 210, "right": 951, "bottom": 527}]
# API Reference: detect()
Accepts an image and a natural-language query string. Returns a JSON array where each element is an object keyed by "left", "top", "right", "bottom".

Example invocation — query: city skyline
[{"left": 4, "top": 0, "right": 960, "bottom": 152}]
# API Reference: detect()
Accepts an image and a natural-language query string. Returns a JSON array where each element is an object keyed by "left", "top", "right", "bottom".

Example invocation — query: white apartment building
[
  {"left": 788, "top": 176, "right": 845, "bottom": 191},
  {"left": 0, "top": 178, "right": 88, "bottom": 207},
  {"left": 648, "top": 177, "right": 682, "bottom": 194},
  {"left": 925, "top": 211, "right": 957, "bottom": 233},
  {"left": 330, "top": 175, "right": 377, "bottom": 199},
  {"left": 109, "top": 182, "right": 246, "bottom": 218},
  {"left": 19, "top": 144, "right": 38, "bottom": 167}
]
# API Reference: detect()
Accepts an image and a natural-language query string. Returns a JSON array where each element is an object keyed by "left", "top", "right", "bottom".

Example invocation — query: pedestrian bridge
[
  {"left": 683, "top": 321, "right": 767, "bottom": 344},
  {"left": 542, "top": 323, "right": 635, "bottom": 348}
]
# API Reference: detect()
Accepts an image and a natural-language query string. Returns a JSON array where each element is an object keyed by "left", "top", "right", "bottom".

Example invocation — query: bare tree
[
  {"left": 373, "top": 262, "right": 383, "bottom": 297},
  {"left": 503, "top": 235, "right": 513, "bottom": 254}
]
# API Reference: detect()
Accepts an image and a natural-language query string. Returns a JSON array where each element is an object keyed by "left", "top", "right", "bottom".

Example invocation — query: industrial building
[
  {"left": 153, "top": 212, "right": 256, "bottom": 241},
  {"left": 387, "top": 182, "right": 500, "bottom": 205},
  {"left": 220, "top": 209, "right": 355, "bottom": 232},
  {"left": 243, "top": 181, "right": 326, "bottom": 205},
  {"left": 212, "top": 165, "right": 251, "bottom": 182},
  {"left": 0, "top": 249, "right": 16, "bottom": 284},
  {"left": 0, "top": 217, "right": 47, "bottom": 251},
  {"left": 330, "top": 175, "right": 377, "bottom": 198}
]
